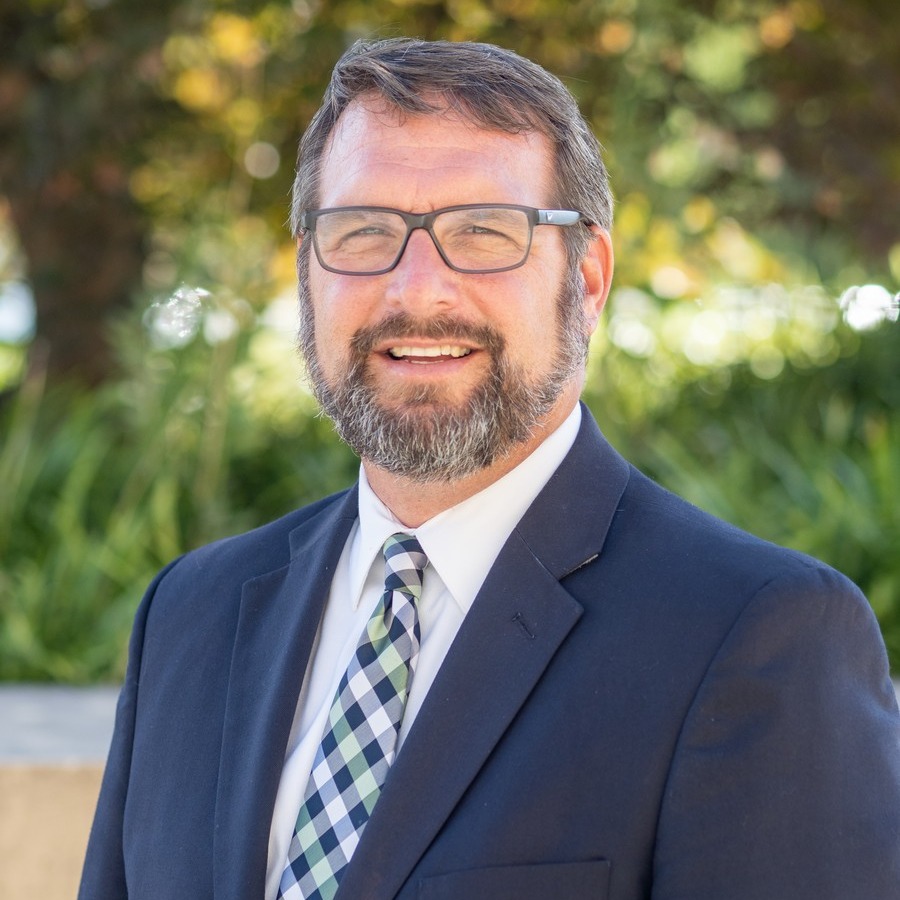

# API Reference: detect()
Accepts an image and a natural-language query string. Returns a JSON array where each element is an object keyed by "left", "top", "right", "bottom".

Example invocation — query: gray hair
[{"left": 290, "top": 38, "right": 613, "bottom": 265}]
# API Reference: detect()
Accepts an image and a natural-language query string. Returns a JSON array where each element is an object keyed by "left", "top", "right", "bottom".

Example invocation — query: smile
[{"left": 387, "top": 345, "right": 473, "bottom": 360}]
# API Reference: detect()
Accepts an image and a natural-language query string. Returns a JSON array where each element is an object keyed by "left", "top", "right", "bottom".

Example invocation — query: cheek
[
  {"left": 308, "top": 277, "right": 378, "bottom": 369},
  {"left": 311, "top": 305, "right": 347, "bottom": 370},
  {"left": 500, "top": 275, "right": 560, "bottom": 344},
  {"left": 309, "top": 271, "right": 346, "bottom": 333}
]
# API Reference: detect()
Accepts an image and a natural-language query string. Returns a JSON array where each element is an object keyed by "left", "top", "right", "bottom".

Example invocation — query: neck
[{"left": 363, "top": 392, "right": 580, "bottom": 528}]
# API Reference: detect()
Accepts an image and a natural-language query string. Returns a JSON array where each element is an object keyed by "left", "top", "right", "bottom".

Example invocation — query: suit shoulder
[{"left": 613, "top": 465, "right": 860, "bottom": 599}]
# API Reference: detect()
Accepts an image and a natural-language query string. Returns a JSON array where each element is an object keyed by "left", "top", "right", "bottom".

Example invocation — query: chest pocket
[{"left": 417, "top": 859, "right": 611, "bottom": 899}]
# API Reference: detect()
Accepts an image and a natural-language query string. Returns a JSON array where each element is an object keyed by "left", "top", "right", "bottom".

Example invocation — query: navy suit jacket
[{"left": 80, "top": 408, "right": 900, "bottom": 899}]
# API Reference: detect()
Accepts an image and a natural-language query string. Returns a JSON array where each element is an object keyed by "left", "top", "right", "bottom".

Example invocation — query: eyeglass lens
[{"left": 313, "top": 207, "right": 533, "bottom": 274}]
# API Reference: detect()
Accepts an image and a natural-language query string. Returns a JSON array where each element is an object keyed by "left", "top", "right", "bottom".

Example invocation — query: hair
[{"left": 290, "top": 38, "right": 613, "bottom": 266}]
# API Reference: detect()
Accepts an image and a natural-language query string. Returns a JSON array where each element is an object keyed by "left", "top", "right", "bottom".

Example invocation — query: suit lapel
[
  {"left": 213, "top": 489, "right": 358, "bottom": 900},
  {"left": 337, "top": 409, "right": 631, "bottom": 898}
]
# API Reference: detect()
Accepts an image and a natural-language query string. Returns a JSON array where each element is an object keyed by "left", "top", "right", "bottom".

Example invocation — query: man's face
[{"left": 298, "top": 99, "right": 604, "bottom": 482}]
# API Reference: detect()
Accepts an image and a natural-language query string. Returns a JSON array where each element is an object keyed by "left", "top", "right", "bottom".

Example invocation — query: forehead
[{"left": 316, "top": 98, "right": 556, "bottom": 209}]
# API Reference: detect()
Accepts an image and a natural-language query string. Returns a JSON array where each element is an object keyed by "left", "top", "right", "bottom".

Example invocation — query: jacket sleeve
[
  {"left": 78, "top": 558, "right": 182, "bottom": 900},
  {"left": 652, "top": 563, "right": 900, "bottom": 899}
]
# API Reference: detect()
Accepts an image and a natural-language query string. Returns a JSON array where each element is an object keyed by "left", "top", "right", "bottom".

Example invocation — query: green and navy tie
[{"left": 277, "top": 533, "right": 427, "bottom": 900}]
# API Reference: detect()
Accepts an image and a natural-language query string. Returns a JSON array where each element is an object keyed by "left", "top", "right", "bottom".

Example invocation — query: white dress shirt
[{"left": 264, "top": 403, "right": 582, "bottom": 898}]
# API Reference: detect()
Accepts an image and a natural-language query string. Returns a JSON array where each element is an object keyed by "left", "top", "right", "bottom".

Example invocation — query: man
[{"left": 80, "top": 38, "right": 900, "bottom": 899}]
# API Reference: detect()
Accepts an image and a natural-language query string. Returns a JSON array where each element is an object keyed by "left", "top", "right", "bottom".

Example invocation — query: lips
[
  {"left": 387, "top": 344, "right": 473, "bottom": 360},
  {"left": 350, "top": 312, "right": 502, "bottom": 362}
]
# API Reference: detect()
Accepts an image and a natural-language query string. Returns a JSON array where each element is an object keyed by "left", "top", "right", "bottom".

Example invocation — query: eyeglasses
[{"left": 298, "top": 204, "right": 589, "bottom": 275}]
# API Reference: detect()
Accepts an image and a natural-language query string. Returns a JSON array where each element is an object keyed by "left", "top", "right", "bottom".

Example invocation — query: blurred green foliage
[
  {"left": 0, "top": 305, "right": 359, "bottom": 680},
  {"left": 1, "top": 301, "right": 897, "bottom": 680},
  {"left": 0, "top": 0, "right": 898, "bottom": 679}
]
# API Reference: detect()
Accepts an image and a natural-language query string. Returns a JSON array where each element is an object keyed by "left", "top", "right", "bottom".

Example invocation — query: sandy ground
[{"left": 0, "top": 764, "right": 103, "bottom": 900}]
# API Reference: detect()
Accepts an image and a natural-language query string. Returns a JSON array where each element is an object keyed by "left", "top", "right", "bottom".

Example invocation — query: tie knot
[{"left": 383, "top": 532, "right": 428, "bottom": 599}]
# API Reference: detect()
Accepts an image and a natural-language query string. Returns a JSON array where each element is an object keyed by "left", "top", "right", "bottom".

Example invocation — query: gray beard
[{"left": 298, "top": 261, "right": 587, "bottom": 483}]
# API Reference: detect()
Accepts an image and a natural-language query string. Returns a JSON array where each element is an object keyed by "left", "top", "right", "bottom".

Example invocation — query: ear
[{"left": 580, "top": 226, "right": 614, "bottom": 335}]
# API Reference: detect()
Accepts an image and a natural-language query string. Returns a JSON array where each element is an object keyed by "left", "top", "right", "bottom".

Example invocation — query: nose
[{"left": 382, "top": 227, "right": 459, "bottom": 313}]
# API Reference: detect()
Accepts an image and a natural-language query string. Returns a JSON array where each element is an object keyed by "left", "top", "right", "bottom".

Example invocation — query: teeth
[{"left": 388, "top": 345, "right": 472, "bottom": 359}]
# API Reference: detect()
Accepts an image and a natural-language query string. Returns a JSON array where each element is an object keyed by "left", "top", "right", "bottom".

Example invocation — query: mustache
[{"left": 349, "top": 313, "right": 505, "bottom": 356}]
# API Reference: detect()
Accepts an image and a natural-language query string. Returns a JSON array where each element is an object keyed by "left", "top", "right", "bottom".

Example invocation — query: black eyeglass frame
[{"left": 298, "top": 203, "right": 590, "bottom": 275}]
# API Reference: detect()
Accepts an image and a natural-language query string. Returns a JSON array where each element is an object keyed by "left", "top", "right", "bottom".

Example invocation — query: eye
[
  {"left": 343, "top": 224, "right": 389, "bottom": 239},
  {"left": 466, "top": 223, "right": 506, "bottom": 237},
  {"left": 318, "top": 212, "right": 404, "bottom": 251},
  {"left": 438, "top": 208, "right": 529, "bottom": 251}
]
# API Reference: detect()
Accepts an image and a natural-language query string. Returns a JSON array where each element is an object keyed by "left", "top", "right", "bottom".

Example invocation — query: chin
[{"left": 373, "top": 382, "right": 476, "bottom": 413}]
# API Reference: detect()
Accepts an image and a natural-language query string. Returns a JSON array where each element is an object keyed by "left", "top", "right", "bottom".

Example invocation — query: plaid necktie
[{"left": 277, "top": 533, "right": 428, "bottom": 900}]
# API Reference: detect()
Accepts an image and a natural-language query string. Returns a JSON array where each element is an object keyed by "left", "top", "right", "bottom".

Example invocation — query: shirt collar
[{"left": 349, "top": 402, "right": 582, "bottom": 611}]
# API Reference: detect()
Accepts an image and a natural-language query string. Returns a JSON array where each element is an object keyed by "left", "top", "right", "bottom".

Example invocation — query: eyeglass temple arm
[{"left": 536, "top": 209, "right": 591, "bottom": 227}]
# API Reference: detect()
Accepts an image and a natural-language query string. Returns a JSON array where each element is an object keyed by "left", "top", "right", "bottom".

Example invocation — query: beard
[{"left": 297, "top": 257, "right": 588, "bottom": 483}]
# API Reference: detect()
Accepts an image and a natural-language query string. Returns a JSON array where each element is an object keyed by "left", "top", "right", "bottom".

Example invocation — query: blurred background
[{"left": 1, "top": 0, "right": 898, "bottom": 687}]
